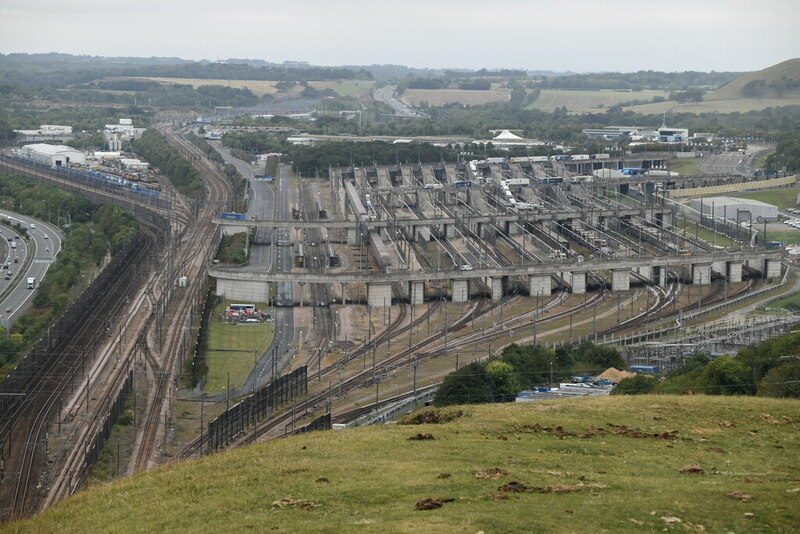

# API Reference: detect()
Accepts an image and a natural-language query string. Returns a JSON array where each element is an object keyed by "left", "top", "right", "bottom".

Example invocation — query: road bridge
[
  {"left": 211, "top": 250, "right": 782, "bottom": 306},
  {"left": 213, "top": 206, "right": 672, "bottom": 230}
]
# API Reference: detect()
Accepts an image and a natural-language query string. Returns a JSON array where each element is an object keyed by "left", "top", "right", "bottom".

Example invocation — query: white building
[
  {"left": 690, "top": 196, "right": 778, "bottom": 222},
  {"left": 658, "top": 126, "right": 689, "bottom": 142},
  {"left": 13, "top": 124, "right": 74, "bottom": 143},
  {"left": 120, "top": 158, "right": 149, "bottom": 170},
  {"left": 18, "top": 144, "right": 86, "bottom": 168},
  {"left": 103, "top": 119, "right": 145, "bottom": 150}
]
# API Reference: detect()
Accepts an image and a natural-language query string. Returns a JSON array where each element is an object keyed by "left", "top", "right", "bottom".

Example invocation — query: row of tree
[
  {"left": 765, "top": 132, "right": 800, "bottom": 172},
  {"left": 0, "top": 175, "right": 138, "bottom": 374},
  {"left": 0, "top": 53, "right": 369, "bottom": 88},
  {"left": 132, "top": 130, "right": 203, "bottom": 197},
  {"left": 433, "top": 342, "right": 626, "bottom": 406},
  {"left": 613, "top": 328, "right": 800, "bottom": 398}
]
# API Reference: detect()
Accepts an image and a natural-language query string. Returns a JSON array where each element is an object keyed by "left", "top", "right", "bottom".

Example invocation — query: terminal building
[{"left": 17, "top": 143, "right": 86, "bottom": 168}]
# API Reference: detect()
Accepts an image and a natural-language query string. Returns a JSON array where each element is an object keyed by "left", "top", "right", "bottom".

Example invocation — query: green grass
[
  {"left": 668, "top": 157, "right": 704, "bottom": 175},
  {"left": 731, "top": 187, "right": 800, "bottom": 210},
  {"left": 674, "top": 218, "right": 736, "bottom": 247},
  {"left": 205, "top": 300, "right": 273, "bottom": 394},
  {"left": 769, "top": 289, "right": 800, "bottom": 311},
  {"left": 7, "top": 396, "right": 798, "bottom": 534},
  {"left": 751, "top": 150, "right": 775, "bottom": 171}
]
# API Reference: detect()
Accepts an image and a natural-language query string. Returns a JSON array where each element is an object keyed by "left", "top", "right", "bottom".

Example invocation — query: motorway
[
  {"left": 0, "top": 211, "right": 62, "bottom": 326},
  {"left": 698, "top": 147, "right": 764, "bottom": 175},
  {"left": 207, "top": 142, "right": 295, "bottom": 395},
  {"left": 372, "top": 85, "right": 428, "bottom": 118}
]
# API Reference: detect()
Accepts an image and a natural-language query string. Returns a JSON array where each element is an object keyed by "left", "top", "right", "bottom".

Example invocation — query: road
[
  {"left": 699, "top": 152, "right": 753, "bottom": 175},
  {"left": 0, "top": 211, "right": 62, "bottom": 326},
  {"left": 207, "top": 141, "right": 295, "bottom": 395},
  {"left": 372, "top": 85, "right": 428, "bottom": 118}
]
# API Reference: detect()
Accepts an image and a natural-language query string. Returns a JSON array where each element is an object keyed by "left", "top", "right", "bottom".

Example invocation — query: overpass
[
  {"left": 210, "top": 249, "right": 782, "bottom": 307},
  {"left": 213, "top": 205, "right": 672, "bottom": 230}
]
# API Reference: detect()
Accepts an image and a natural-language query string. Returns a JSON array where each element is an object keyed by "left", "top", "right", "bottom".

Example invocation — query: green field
[
  {"left": 309, "top": 80, "right": 374, "bottom": 97},
  {"left": 751, "top": 150, "right": 775, "bottom": 171},
  {"left": 6, "top": 395, "right": 798, "bottom": 534},
  {"left": 526, "top": 89, "right": 669, "bottom": 113},
  {"left": 205, "top": 300, "right": 273, "bottom": 394},
  {"left": 624, "top": 96, "right": 800, "bottom": 115},
  {"left": 667, "top": 157, "right": 704, "bottom": 175},
  {"left": 731, "top": 187, "right": 800, "bottom": 210},
  {"left": 768, "top": 290, "right": 800, "bottom": 311}
]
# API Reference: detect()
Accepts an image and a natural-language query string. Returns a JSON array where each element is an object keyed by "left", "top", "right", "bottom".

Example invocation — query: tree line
[
  {"left": 613, "top": 327, "right": 800, "bottom": 398},
  {"left": 0, "top": 175, "right": 138, "bottom": 377},
  {"left": 132, "top": 130, "right": 203, "bottom": 198},
  {"left": 433, "top": 342, "right": 626, "bottom": 406}
]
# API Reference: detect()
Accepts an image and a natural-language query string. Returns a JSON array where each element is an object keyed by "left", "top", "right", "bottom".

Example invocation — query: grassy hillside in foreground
[{"left": 4, "top": 396, "right": 799, "bottom": 533}]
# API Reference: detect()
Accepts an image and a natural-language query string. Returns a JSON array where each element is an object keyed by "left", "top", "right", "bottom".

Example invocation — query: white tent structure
[{"left": 493, "top": 130, "right": 524, "bottom": 141}]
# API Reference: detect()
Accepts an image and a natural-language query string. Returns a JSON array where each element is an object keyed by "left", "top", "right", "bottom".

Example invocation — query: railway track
[
  {"left": 1, "top": 224, "right": 162, "bottom": 520},
  {"left": 128, "top": 128, "right": 232, "bottom": 473}
]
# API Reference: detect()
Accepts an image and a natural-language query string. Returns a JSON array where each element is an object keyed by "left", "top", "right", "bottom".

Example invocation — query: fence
[
  {"left": 206, "top": 366, "right": 307, "bottom": 451},
  {"left": 292, "top": 412, "right": 331, "bottom": 435}
]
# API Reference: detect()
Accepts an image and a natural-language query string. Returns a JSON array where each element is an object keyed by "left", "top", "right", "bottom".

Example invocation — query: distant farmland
[
  {"left": 526, "top": 89, "right": 670, "bottom": 113},
  {"left": 624, "top": 96, "right": 800, "bottom": 115},
  {"left": 102, "top": 77, "right": 373, "bottom": 98},
  {"left": 401, "top": 88, "right": 510, "bottom": 106}
]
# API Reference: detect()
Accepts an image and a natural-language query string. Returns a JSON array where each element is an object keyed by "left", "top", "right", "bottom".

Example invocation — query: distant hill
[
  {"left": 5, "top": 395, "right": 799, "bottom": 534},
  {"left": 712, "top": 58, "right": 800, "bottom": 100},
  {"left": 624, "top": 59, "right": 800, "bottom": 115}
]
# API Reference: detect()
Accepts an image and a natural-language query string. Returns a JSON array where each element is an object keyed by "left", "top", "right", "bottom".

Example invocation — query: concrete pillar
[
  {"left": 637, "top": 265, "right": 651, "bottom": 281},
  {"left": 571, "top": 271, "right": 587, "bottom": 294},
  {"left": 452, "top": 279, "right": 469, "bottom": 303},
  {"left": 528, "top": 275, "right": 551, "bottom": 297},
  {"left": 655, "top": 266, "right": 668, "bottom": 287},
  {"left": 445, "top": 224, "right": 457, "bottom": 238},
  {"left": 346, "top": 227, "right": 357, "bottom": 245},
  {"left": 490, "top": 277, "right": 504, "bottom": 301},
  {"left": 692, "top": 263, "right": 712, "bottom": 285},
  {"left": 367, "top": 282, "right": 392, "bottom": 307},
  {"left": 612, "top": 269, "right": 631, "bottom": 292},
  {"left": 726, "top": 261, "right": 743, "bottom": 283},
  {"left": 409, "top": 281, "right": 424, "bottom": 305},
  {"left": 765, "top": 259, "right": 781, "bottom": 279},
  {"left": 215, "top": 278, "right": 270, "bottom": 303},
  {"left": 661, "top": 212, "right": 674, "bottom": 228},
  {"left": 643, "top": 182, "right": 656, "bottom": 206}
]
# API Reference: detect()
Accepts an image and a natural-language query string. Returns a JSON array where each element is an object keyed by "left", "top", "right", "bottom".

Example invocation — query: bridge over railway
[{"left": 211, "top": 250, "right": 782, "bottom": 306}]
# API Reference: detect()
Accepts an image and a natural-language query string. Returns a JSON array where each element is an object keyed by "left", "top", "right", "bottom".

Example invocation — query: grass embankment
[
  {"left": 668, "top": 157, "right": 704, "bottom": 175},
  {"left": 215, "top": 232, "right": 248, "bottom": 264},
  {"left": 204, "top": 300, "right": 272, "bottom": 394},
  {"left": 751, "top": 150, "right": 774, "bottom": 171},
  {"left": 7, "top": 396, "right": 798, "bottom": 533},
  {"left": 731, "top": 187, "right": 800, "bottom": 210}
]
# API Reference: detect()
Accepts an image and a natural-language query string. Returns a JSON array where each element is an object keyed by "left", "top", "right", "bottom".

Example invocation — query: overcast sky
[{"left": 1, "top": 0, "right": 798, "bottom": 72}]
